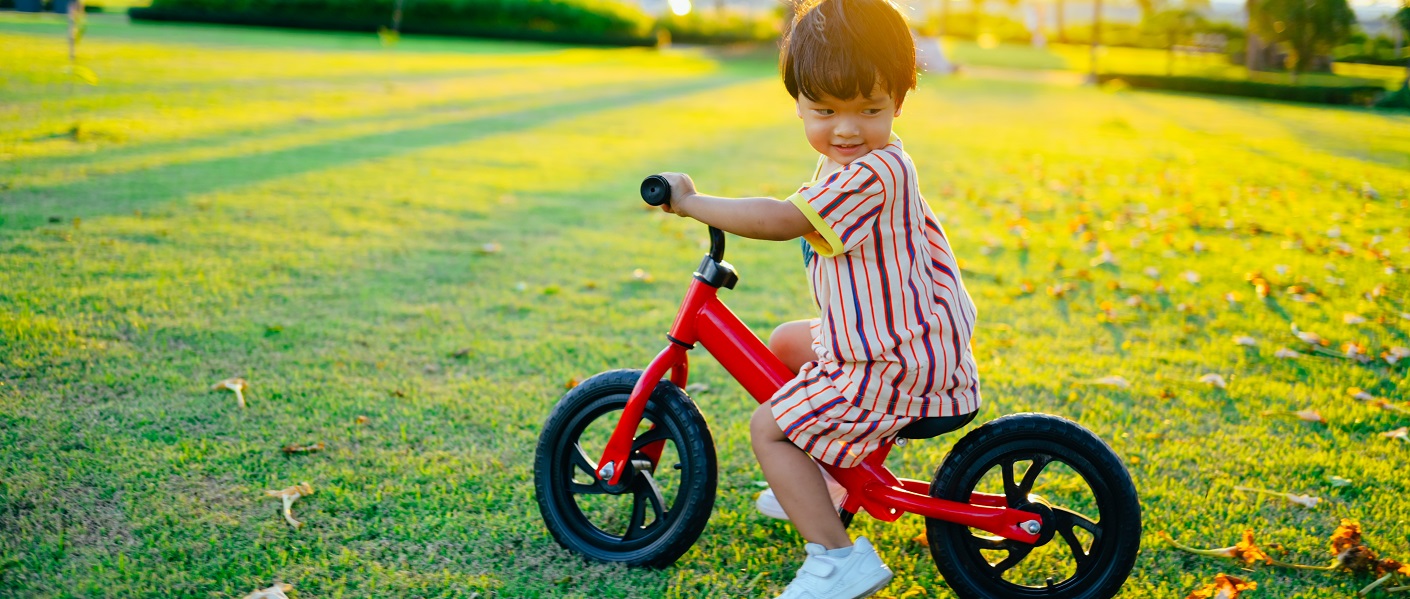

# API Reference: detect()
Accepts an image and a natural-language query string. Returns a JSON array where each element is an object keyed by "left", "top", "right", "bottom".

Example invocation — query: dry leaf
[
  {"left": 1234, "top": 336, "right": 1257, "bottom": 347},
  {"left": 1089, "top": 375, "right": 1131, "bottom": 388},
  {"left": 1198, "top": 374, "right": 1228, "bottom": 389},
  {"left": 478, "top": 242, "right": 502, "bottom": 254},
  {"left": 1235, "top": 485, "right": 1320, "bottom": 508},
  {"left": 1343, "top": 313, "right": 1367, "bottom": 325},
  {"left": 1160, "top": 530, "right": 1270, "bottom": 566},
  {"left": 1181, "top": 270, "right": 1201, "bottom": 284},
  {"left": 266, "top": 482, "right": 314, "bottom": 528},
  {"left": 564, "top": 378, "right": 579, "bottom": 390},
  {"left": 1274, "top": 348, "right": 1302, "bottom": 359},
  {"left": 1291, "top": 324, "right": 1327, "bottom": 346},
  {"left": 211, "top": 377, "right": 249, "bottom": 409},
  {"left": 1185, "top": 573, "right": 1256, "bottom": 599},
  {"left": 243, "top": 584, "right": 293, "bottom": 599},
  {"left": 631, "top": 268, "right": 654, "bottom": 282},
  {"left": 281, "top": 442, "right": 325, "bottom": 455},
  {"left": 1348, "top": 387, "right": 1376, "bottom": 401},
  {"left": 1382, "top": 427, "right": 1408, "bottom": 442},
  {"left": 355, "top": 415, "right": 369, "bottom": 425}
]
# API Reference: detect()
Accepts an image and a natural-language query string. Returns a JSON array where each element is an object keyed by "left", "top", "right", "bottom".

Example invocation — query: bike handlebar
[{"left": 641, "top": 175, "right": 726, "bottom": 263}]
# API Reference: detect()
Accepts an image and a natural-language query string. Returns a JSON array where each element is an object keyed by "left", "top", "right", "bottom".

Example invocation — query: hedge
[
  {"left": 1097, "top": 74, "right": 1387, "bottom": 106},
  {"left": 129, "top": 0, "right": 657, "bottom": 46},
  {"left": 657, "top": 10, "right": 778, "bottom": 45}
]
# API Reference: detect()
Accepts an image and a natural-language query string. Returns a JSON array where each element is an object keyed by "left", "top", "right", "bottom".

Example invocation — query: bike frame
[{"left": 594, "top": 261, "right": 1043, "bottom": 545}]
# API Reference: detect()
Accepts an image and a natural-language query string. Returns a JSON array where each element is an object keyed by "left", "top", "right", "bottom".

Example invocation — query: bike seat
[{"left": 897, "top": 411, "right": 978, "bottom": 439}]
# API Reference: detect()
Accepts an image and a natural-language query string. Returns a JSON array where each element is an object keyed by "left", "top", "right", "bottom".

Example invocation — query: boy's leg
[
  {"left": 769, "top": 320, "right": 816, "bottom": 375},
  {"left": 750, "top": 402, "right": 852, "bottom": 549}
]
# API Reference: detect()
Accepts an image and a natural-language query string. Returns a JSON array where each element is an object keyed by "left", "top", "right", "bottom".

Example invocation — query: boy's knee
[
  {"left": 750, "top": 403, "right": 782, "bottom": 445},
  {"left": 767, "top": 322, "right": 798, "bottom": 354}
]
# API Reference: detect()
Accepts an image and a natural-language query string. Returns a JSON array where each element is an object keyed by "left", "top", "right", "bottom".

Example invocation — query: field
[{"left": 2, "top": 13, "right": 1410, "bottom": 599}]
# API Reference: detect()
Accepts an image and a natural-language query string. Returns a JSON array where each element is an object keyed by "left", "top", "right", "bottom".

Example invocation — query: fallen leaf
[
  {"left": 478, "top": 242, "right": 501, "bottom": 254},
  {"left": 281, "top": 442, "right": 325, "bottom": 455},
  {"left": 1182, "top": 270, "right": 1201, "bottom": 284},
  {"left": 1343, "top": 313, "right": 1367, "bottom": 325},
  {"left": 1328, "top": 476, "right": 1353, "bottom": 487},
  {"left": 1235, "top": 485, "right": 1320, "bottom": 508},
  {"left": 266, "top": 482, "right": 314, "bottom": 529},
  {"left": 1348, "top": 387, "right": 1376, "bottom": 401},
  {"left": 1089, "top": 375, "right": 1130, "bottom": 388},
  {"left": 211, "top": 377, "right": 249, "bottom": 409},
  {"left": 565, "top": 378, "right": 579, "bottom": 390},
  {"left": 1233, "top": 336, "right": 1257, "bottom": 347},
  {"left": 1274, "top": 348, "right": 1302, "bottom": 359},
  {"left": 631, "top": 268, "right": 654, "bottom": 283},
  {"left": 243, "top": 584, "right": 293, "bottom": 599},
  {"left": 355, "top": 415, "right": 369, "bottom": 425},
  {"left": 1198, "top": 374, "right": 1228, "bottom": 389},
  {"left": 1185, "top": 573, "right": 1255, "bottom": 599},
  {"left": 1382, "top": 427, "right": 1408, "bottom": 442},
  {"left": 684, "top": 382, "right": 710, "bottom": 395}
]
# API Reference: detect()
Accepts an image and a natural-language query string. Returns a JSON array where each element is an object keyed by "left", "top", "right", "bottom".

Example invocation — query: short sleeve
[{"left": 786, "top": 162, "right": 886, "bottom": 258}]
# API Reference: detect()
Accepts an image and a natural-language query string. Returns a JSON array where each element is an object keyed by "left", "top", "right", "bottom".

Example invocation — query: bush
[
  {"left": 130, "top": 0, "right": 657, "bottom": 46},
  {"left": 918, "top": 11, "right": 1033, "bottom": 44},
  {"left": 656, "top": 9, "right": 779, "bottom": 44},
  {"left": 1098, "top": 73, "right": 1387, "bottom": 106},
  {"left": 1376, "top": 83, "right": 1410, "bottom": 110}
]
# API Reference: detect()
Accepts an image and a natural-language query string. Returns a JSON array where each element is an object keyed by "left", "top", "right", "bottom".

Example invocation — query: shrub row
[
  {"left": 1098, "top": 73, "right": 1387, "bottom": 106},
  {"left": 130, "top": 0, "right": 658, "bottom": 46},
  {"left": 657, "top": 10, "right": 778, "bottom": 45}
]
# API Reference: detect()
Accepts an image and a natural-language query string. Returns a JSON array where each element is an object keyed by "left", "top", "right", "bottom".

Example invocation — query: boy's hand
[{"left": 655, "top": 172, "right": 697, "bottom": 218}]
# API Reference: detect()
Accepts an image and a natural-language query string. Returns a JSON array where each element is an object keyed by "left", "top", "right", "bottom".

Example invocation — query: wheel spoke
[
  {"left": 966, "top": 534, "right": 1009, "bottom": 551},
  {"left": 571, "top": 443, "right": 598, "bottom": 478},
  {"left": 570, "top": 481, "right": 606, "bottom": 495},
  {"left": 622, "top": 471, "right": 668, "bottom": 541},
  {"left": 989, "top": 542, "right": 1033, "bottom": 576},
  {"left": 1054, "top": 508, "right": 1101, "bottom": 570},
  {"left": 1001, "top": 458, "right": 1021, "bottom": 506},
  {"left": 631, "top": 426, "right": 671, "bottom": 452},
  {"left": 1017, "top": 454, "right": 1053, "bottom": 499}
]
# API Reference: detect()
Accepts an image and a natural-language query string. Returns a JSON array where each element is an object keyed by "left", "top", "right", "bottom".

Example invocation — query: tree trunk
[
  {"left": 1244, "top": 0, "right": 1262, "bottom": 71},
  {"left": 67, "top": 0, "right": 82, "bottom": 63},
  {"left": 1168, "top": 29, "right": 1176, "bottom": 75},
  {"left": 1055, "top": 0, "right": 1065, "bottom": 43}
]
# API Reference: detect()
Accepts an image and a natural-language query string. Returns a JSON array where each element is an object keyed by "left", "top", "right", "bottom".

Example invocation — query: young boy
[{"left": 656, "top": 0, "right": 979, "bottom": 596}]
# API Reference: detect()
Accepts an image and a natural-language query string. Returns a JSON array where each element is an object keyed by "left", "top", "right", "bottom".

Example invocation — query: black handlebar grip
[{"left": 641, "top": 175, "right": 671, "bottom": 207}]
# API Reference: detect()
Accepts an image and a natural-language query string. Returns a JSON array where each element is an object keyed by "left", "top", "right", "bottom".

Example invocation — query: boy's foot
[
  {"left": 756, "top": 465, "right": 848, "bottom": 520},
  {"left": 775, "top": 536, "right": 893, "bottom": 599}
]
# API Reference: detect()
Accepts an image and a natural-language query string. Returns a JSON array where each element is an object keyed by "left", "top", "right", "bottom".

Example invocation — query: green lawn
[{"left": 2, "top": 13, "right": 1409, "bottom": 599}]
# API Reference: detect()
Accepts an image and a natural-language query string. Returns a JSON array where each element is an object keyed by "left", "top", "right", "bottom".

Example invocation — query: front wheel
[
  {"left": 534, "top": 369, "right": 716, "bottom": 568},
  {"left": 927, "top": 414, "right": 1141, "bottom": 599}
]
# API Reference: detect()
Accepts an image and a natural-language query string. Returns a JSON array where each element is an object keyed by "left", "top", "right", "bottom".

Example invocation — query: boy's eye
[
  {"left": 813, "top": 109, "right": 834, "bottom": 116},
  {"left": 862, "top": 108, "right": 883, "bottom": 115}
]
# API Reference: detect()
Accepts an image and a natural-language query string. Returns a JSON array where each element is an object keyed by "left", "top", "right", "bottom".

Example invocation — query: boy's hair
[{"left": 781, "top": 0, "right": 917, "bottom": 106}]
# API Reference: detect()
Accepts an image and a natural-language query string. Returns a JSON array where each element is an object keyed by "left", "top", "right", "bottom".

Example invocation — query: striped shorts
[{"left": 768, "top": 321, "right": 919, "bottom": 468}]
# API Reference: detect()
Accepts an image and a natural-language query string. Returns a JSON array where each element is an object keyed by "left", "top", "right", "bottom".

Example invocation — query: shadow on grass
[{"left": 0, "top": 76, "right": 743, "bottom": 235}]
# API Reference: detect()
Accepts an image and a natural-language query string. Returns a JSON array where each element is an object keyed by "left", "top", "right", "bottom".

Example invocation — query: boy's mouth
[{"left": 832, "top": 143, "right": 864, "bottom": 155}]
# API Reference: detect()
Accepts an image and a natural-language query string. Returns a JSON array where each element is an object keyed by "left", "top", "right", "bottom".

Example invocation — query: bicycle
[{"left": 533, "top": 175, "right": 1142, "bottom": 598}]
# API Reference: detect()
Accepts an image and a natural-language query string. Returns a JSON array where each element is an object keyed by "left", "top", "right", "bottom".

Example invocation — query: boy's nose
[{"left": 833, "top": 119, "right": 860, "bottom": 138}]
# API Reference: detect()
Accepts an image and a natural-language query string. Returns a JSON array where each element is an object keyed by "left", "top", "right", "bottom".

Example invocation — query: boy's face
[{"left": 796, "top": 87, "right": 901, "bottom": 167}]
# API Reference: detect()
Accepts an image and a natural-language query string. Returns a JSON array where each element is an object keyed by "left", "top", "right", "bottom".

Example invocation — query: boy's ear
[
  {"left": 796, "top": 100, "right": 804, "bottom": 119},
  {"left": 893, "top": 98, "right": 905, "bottom": 117}
]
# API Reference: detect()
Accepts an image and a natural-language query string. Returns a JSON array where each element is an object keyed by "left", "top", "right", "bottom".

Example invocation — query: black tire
[
  {"left": 534, "top": 369, "right": 717, "bottom": 568},
  {"left": 927, "top": 414, "right": 1141, "bottom": 599}
]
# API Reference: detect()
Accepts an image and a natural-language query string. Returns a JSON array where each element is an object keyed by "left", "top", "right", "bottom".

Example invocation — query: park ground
[{"left": 2, "top": 12, "right": 1409, "bottom": 599}]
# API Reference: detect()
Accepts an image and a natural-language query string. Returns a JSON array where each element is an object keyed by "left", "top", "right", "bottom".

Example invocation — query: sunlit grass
[{"left": 2, "top": 16, "right": 1409, "bottom": 599}]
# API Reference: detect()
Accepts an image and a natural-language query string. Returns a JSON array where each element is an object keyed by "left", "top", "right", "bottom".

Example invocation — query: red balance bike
[{"left": 534, "top": 176, "right": 1141, "bottom": 598}]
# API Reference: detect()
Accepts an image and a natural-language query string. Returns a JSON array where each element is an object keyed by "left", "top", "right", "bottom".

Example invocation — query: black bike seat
[{"left": 897, "top": 411, "right": 978, "bottom": 439}]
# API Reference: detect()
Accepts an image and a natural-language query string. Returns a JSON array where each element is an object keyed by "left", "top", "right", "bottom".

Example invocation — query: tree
[
  {"left": 1251, "top": 0, "right": 1355, "bottom": 75},
  {"left": 1397, "top": 2, "right": 1409, "bottom": 85},
  {"left": 1147, "top": 7, "right": 1208, "bottom": 75}
]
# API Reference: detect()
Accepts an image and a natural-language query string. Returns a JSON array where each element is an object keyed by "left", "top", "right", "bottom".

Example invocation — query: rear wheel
[
  {"left": 927, "top": 414, "right": 1141, "bottom": 599},
  {"left": 534, "top": 369, "right": 716, "bottom": 567}
]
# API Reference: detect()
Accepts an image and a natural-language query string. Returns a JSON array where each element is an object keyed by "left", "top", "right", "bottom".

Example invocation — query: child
[{"left": 656, "top": 0, "right": 979, "bottom": 595}]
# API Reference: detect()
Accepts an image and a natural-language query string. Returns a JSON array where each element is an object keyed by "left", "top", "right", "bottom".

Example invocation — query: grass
[
  {"left": 944, "top": 37, "right": 1410, "bottom": 90},
  {"left": 2, "top": 13, "right": 1410, "bottom": 599}
]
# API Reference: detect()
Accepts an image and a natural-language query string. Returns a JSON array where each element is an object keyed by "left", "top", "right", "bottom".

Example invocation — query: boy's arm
[{"left": 656, "top": 172, "right": 815, "bottom": 242}]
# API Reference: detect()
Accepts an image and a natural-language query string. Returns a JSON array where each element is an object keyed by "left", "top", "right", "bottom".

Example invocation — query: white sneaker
[
  {"left": 776, "top": 536, "right": 893, "bottom": 599},
  {"left": 756, "top": 466, "right": 848, "bottom": 520}
]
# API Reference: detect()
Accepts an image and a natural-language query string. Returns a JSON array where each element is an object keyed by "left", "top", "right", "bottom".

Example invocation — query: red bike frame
[{"left": 594, "top": 273, "right": 1043, "bottom": 545}]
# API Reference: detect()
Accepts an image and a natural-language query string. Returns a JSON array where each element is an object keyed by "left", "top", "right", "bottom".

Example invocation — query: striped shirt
[{"left": 781, "top": 136, "right": 980, "bottom": 419}]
